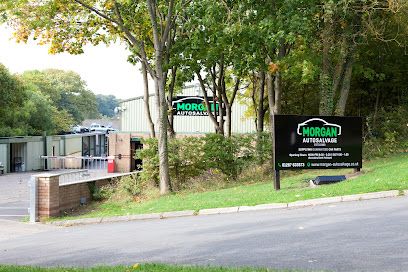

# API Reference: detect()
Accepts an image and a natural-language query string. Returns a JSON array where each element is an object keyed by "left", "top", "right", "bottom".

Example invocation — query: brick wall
[
  {"left": 59, "top": 183, "right": 91, "bottom": 213},
  {"left": 35, "top": 173, "right": 112, "bottom": 220},
  {"left": 37, "top": 175, "right": 60, "bottom": 218}
]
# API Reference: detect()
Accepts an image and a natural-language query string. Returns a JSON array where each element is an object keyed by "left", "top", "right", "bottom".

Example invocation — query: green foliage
[
  {"left": 0, "top": 64, "right": 27, "bottom": 136},
  {"left": 87, "top": 181, "right": 103, "bottom": 201},
  {"left": 167, "top": 137, "right": 206, "bottom": 191},
  {"left": 96, "top": 94, "right": 119, "bottom": 117},
  {"left": 137, "top": 134, "right": 260, "bottom": 191},
  {"left": 255, "top": 132, "right": 273, "bottom": 165},
  {"left": 202, "top": 134, "right": 255, "bottom": 180},
  {"left": 364, "top": 106, "right": 408, "bottom": 159},
  {"left": 20, "top": 70, "right": 100, "bottom": 123},
  {"left": 136, "top": 138, "right": 160, "bottom": 186},
  {"left": 117, "top": 174, "right": 146, "bottom": 199},
  {"left": 89, "top": 175, "right": 146, "bottom": 202},
  {"left": 137, "top": 137, "right": 206, "bottom": 191}
]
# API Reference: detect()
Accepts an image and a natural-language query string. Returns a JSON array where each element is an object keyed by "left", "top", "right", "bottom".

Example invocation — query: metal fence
[
  {"left": 58, "top": 169, "right": 91, "bottom": 185},
  {"left": 40, "top": 156, "right": 108, "bottom": 171}
]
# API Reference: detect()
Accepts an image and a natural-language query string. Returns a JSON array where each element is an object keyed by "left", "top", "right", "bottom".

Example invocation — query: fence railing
[
  {"left": 58, "top": 169, "right": 90, "bottom": 185},
  {"left": 40, "top": 156, "right": 108, "bottom": 171}
]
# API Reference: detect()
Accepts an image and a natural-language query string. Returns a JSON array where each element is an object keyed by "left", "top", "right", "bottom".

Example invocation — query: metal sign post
[{"left": 272, "top": 114, "right": 281, "bottom": 191}]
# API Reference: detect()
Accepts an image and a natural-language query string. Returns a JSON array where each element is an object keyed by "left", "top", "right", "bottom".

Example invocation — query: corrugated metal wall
[
  {"left": 52, "top": 140, "right": 60, "bottom": 156},
  {"left": 121, "top": 85, "right": 256, "bottom": 134},
  {"left": 64, "top": 137, "right": 82, "bottom": 156},
  {"left": 26, "top": 141, "right": 43, "bottom": 171},
  {"left": 0, "top": 144, "right": 8, "bottom": 172}
]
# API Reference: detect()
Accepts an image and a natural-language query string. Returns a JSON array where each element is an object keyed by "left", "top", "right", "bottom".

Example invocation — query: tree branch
[{"left": 72, "top": 0, "right": 119, "bottom": 25}]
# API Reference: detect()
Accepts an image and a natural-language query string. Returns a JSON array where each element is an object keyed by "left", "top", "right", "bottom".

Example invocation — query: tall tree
[
  {"left": 1, "top": 0, "right": 184, "bottom": 194},
  {"left": 317, "top": 0, "right": 407, "bottom": 116},
  {"left": 96, "top": 94, "right": 119, "bottom": 117},
  {"left": 20, "top": 70, "right": 99, "bottom": 123}
]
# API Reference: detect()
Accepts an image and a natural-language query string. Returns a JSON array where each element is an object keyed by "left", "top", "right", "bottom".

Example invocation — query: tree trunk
[
  {"left": 197, "top": 71, "right": 221, "bottom": 132},
  {"left": 155, "top": 69, "right": 171, "bottom": 195},
  {"left": 319, "top": 20, "right": 334, "bottom": 116},
  {"left": 167, "top": 66, "right": 177, "bottom": 138},
  {"left": 257, "top": 71, "right": 266, "bottom": 133},
  {"left": 372, "top": 88, "right": 381, "bottom": 128},
  {"left": 217, "top": 86, "right": 225, "bottom": 136},
  {"left": 334, "top": 55, "right": 354, "bottom": 116},
  {"left": 146, "top": 0, "right": 172, "bottom": 195},
  {"left": 141, "top": 62, "right": 156, "bottom": 138},
  {"left": 256, "top": 71, "right": 266, "bottom": 165},
  {"left": 266, "top": 70, "right": 276, "bottom": 171},
  {"left": 273, "top": 43, "right": 286, "bottom": 114},
  {"left": 274, "top": 71, "right": 282, "bottom": 114},
  {"left": 251, "top": 76, "right": 258, "bottom": 129}
]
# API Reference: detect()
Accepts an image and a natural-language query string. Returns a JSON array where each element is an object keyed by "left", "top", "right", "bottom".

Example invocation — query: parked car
[
  {"left": 90, "top": 123, "right": 117, "bottom": 133},
  {"left": 71, "top": 125, "right": 90, "bottom": 134}
]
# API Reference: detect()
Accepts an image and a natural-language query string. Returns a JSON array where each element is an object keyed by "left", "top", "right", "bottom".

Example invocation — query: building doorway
[
  {"left": 10, "top": 143, "right": 27, "bottom": 173},
  {"left": 130, "top": 138, "right": 143, "bottom": 171}
]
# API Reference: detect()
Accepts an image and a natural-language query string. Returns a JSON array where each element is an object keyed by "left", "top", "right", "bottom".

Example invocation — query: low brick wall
[
  {"left": 59, "top": 179, "right": 111, "bottom": 214},
  {"left": 35, "top": 173, "right": 114, "bottom": 220}
]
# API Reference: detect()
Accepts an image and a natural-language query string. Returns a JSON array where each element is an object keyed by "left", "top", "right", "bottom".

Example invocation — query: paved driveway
[
  {"left": 0, "top": 197, "right": 407, "bottom": 271},
  {"left": 0, "top": 172, "right": 32, "bottom": 221}
]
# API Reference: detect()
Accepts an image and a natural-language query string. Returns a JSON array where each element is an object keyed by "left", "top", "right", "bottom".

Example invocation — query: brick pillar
[{"left": 37, "top": 175, "right": 60, "bottom": 219}]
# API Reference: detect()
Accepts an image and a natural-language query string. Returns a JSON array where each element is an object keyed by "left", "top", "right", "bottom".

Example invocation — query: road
[
  {"left": 0, "top": 172, "right": 31, "bottom": 221},
  {"left": 0, "top": 170, "right": 121, "bottom": 221},
  {"left": 0, "top": 197, "right": 407, "bottom": 271}
]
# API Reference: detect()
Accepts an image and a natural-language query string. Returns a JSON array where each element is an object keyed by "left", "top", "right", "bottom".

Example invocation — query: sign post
[{"left": 273, "top": 115, "right": 363, "bottom": 190}]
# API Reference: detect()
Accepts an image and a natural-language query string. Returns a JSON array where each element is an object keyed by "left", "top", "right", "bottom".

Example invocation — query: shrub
[
  {"left": 202, "top": 134, "right": 255, "bottom": 180},
  {"left": 117, "top": 174, "right": 146, "bottom": 199},
  {"left": 168, "top": 137, "right": 206, "bottom": 190},
  {"left": 136, "top": 134, "right": 261, "bottom": 189},
  {"left": 255, "top": 132, "right": 273, "bottom": 164},
  {"left": 136, "top": 138, "right": 160, "bottom": 186},
  {"left": 364, "top": 106, "right": 408, "bottom": 159},
  {"left": 136, "top": 137, "right": 206, "bottom": 191}
]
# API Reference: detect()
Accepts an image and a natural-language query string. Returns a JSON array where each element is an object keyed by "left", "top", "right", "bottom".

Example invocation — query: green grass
[
  {"left": 56, "top": 153, "right": 408, "bottom": 220},
  {"left": 0, "top": 264, "right": 314, "bottom": 272}
]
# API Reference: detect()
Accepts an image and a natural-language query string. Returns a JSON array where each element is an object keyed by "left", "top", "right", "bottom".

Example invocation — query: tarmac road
[
  {"left": 0, "top": 172, "right": 31, "bottom": 221},
  {"left": 0, "top": 197, "right": 407, "bottom": 272}
]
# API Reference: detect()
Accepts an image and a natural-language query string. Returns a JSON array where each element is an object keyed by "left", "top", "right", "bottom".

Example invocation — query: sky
[{"left": 0, "top": 25, "right": 146, "bottom": 100}]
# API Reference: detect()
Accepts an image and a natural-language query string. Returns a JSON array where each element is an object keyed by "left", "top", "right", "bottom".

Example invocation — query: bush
[
  {"left": 255, "top": 132, "right": 273, "bottom": 164},
  {"left": 136, "top": 138, "right": 160, "bottom": 186},
  {"left": 202, "top": 134, "right": 255, "bottom": 180},
  {"left": 168, "top": 137, "right": 206, "bottom": 190},
  {"left": 364, "top": 106, "right": 408, "bottom": 159},
  {"left": 136, "top": 137, "right": 206, "bottom": 191},
  {"left": 117, "top": 174, "right": 146, "bottom": 199},
  {"left": 136, "top": 134, "right": 262, "bottom": 190}
]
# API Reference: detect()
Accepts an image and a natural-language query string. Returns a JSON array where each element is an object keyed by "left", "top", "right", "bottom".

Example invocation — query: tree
[
  {"left": 96, "top": 94, "right": 119, "bottom": 117},
  {"left": 20, "top": 70, "right": 100, "bottom": 123},
  {"left": 22, "top": 86, "right": 74, "bottom": 135},
  {"left": 317, "top": 0, "right": 408, "bottom": 116},
  {"left": 0, "top": 64, "right": 74, "bottom": 136},
  {"left": 0, "top": 64, "right": 27, "bottom": 136}
]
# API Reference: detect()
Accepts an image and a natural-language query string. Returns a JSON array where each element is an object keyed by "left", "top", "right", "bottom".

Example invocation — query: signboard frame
[{"left": 272, "top": 114, "right": 363, "bottom": 190}]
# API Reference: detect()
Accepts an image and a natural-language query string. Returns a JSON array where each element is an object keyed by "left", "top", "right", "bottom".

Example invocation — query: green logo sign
[
  {"left": 172, "top": 96, "right": 223, "bottom": 116},
  {"left": 297, "top": 118, "right": 342, "bottom": 144}
]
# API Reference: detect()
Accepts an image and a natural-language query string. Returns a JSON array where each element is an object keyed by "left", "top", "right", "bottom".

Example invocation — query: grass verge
[
  {"left": 0, "top": 264, "right": 313, "bottom": 272},
  {"left": 55, "top": 153, "right": 408, "bottom": 221}
]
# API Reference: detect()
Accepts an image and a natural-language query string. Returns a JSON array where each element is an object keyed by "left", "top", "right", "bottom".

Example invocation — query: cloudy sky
[{"left": 0, "top": 25, "right": 146, "bottom": 99}]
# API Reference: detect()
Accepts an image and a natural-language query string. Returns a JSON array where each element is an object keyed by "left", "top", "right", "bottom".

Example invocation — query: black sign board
[
  {"left": 274, "top": 115, "right": 362, "bottom": 170},
  {"left": 172, "top": 96, "right": 224, "bottom": 116}
]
